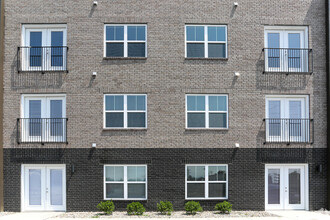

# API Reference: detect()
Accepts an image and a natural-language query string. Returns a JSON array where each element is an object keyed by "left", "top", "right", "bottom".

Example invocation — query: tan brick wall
[{"left": 2, "top": 0, "right": 327, "bottom": 149}]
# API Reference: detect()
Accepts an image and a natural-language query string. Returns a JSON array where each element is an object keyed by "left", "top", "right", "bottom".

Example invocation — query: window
[
  {"left": 104, "top": 24, "right": 147, "bottom": 58},
  {"left": 186, "top": 94, "right": 228, "bottom": 129},
  {"left": 21, "top": 24, "right": 67, "bottom": 71},
  {"left": 104, "top": 165, "right": 147, "bottom": 200},
  {"left": 265, "top": 95, "right": 310, "bottom": 143},
  {"left": 20, "top": 94, "right": 66, "bottom": 143},
  {"left": 185, "top": 25, "right": 227, "bottom": 58},
  {"left": 104, "top": 94, "right": 147, "bottom": 129},
  {"left": 186, "top": 165, "right": 228, "bottom": 199}
]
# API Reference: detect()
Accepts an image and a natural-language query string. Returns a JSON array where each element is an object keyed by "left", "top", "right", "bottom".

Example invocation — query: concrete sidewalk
[{"left": 0, "top": 211, "right": 329, "bottom": 220}]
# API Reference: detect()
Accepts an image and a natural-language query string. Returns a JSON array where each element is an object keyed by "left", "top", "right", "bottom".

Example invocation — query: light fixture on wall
[
  {"left": 93, "top": 1, "right": 98, "bottom": 6},
  {"left": 92, "top": 72, "right": 97, "bottom": 77},
  {"left": 92, "top": 143, "right": 97, "bottom": 148},
  {"left": 235, "top": 143, "right": 240, "bottom": 148},
  {"left": 71, "top": 164, "right": 75, "bottom": 174},
  {"left": 234, "top": 2, "right": 239, "bottom": 7},
  {"left": 234, "top": 72, "right": 240, "bottom": 77}
]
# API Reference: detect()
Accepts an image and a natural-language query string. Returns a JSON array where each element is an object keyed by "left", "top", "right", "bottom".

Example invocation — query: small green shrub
[
  {"left": 215, "top": 201, "right": 232, "bottom": 214},
  {"left": 184, "top": 201, "right": 203, "bottom": 215},
  {"left": 96, "top": 200, "right": 115, "bottom": 215},
  {"left": 127, "top": 202, "right": 146, "bottom": 215},
  {"left": 157, "top": 201, "right": 173, "bottom": 215}
]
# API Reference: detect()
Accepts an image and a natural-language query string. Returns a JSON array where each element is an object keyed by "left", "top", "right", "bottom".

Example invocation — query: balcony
[
  {"left": 17, "top": 46, "right": 68, "bottom": 73},
  {"left": 17, "top": 118, "right": 68, "bottom": 144},
  {"left": 264, "top": 118, "right": 313, "bottom": 144},
  {"left": 263, "top": 48, "right": 313, "bottom": 74}
]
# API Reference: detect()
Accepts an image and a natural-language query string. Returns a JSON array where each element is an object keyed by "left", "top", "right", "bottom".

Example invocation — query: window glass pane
[
  {"left": 127, "top": 95, "right": 147, "bottom": 110},
  {"left": 29, "top": 100, "right": 41, "bottom": 136},
  {"left": 50, "top": 169, "right": 63, "bottom": 205},
  {"left": 208, "top": 27, "right": 217, "bottom": 41},
  {"left": 289, "top": 169, "right": 301, "bottom": 204},
  {"left": 106, "top": 26, "right": 124, "bottom": 41},
  {"left": 51, "top": 31, "right": 64, "bottom": 67},
  {"left": 209, "top": 113, "right": 227, "bottom": 128},
  {"left": 209, "top": 183, "right": 226, "bottom": 198},
  {"left": 187, "top": 183, "right": 205, "bottom": 198},
  {"left": 186, "top": 26, "right": 195, "bottom": 41},
  {"left": 30, "top": 32, "right": 42, "bottom": 67},
  {"left": 216, "top": 27, "right": 226, "bottom": 41},
  {"left": 187, "top": 166, "right": 205, "bottom": 181},
  {"left": 137, "top": 26, "right": 146, "bottom": 41},
  {"left": 128, "top": 43, "right": 145, "bottom": 57},
  {"left": 137, "top": 166, "right": 146, "bottom": 181},
  {"left": 127, "top": 113, "right": 145, "bottom": 127},
  {"left": 208, "top": 166, "right": 226, "bottom": 181},
  {"left": 128, "top": 183, "right": 146, "bottom": 198},
  {"left": 50, "top": 100, "right": 63, "bottom": 136},
  {"left": 105, "top": 166, "right": 124, "bottom": 181},
  {"left": 188, "top": 113, "right": 205, "bottom": 128},
  {"left": 209, "top": 96, "right": 227, "bottom": 111},
  {"left": 106, "top": 183, "right": 124, "bottom": 198},
  {"left": 187, "top": 96, "right": 205, "bottom": 111},
  {"left": 127, "top": 26, "right": 137, "bottom": 40},
  {"left": 187, "top": 43, "right": 204, "bottom": 58},
  {"left": 105, "top": 96, "right": 123, "bottom": 111},
  {"left": 106, "top": 113, "right": 124, "bottom": 127},
  {"left": 267, "top": 33, "right": 280, "bottom": 68},
  {"left": 196, "top": 26, "right": 204, "bottom": 41},
  {"left": 128, "top": 166, "right": 146, "bottom": 181},
  {"left": 268, "top": 169, "right": 280, "bottom": 204},
  {"left": 208, "top": 43, "right": 226, "bottom": 58},
  {"left": 106, "top": 43, "right": 124, "bottom": 57},
  {"left": 29, "top": 169, "right": 41, "bottom": 205},
  {"left": 127, "top": 95, "right": 146, "bottom": 111}
]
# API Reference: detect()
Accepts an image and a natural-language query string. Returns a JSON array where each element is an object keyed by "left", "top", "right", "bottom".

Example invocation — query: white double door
[
  {"left": 265, "top": 29, "right": 307, "bottom": 72},
  {"left": 22, "top": 95, "right": 66, "bottom": 142},
  {"left": 22, "top": 165, "right": 66, "bottom": 211},
  {"left": 266, "top": 97, "right": 309, "bottom": 142},
  {"left": 23, "top": 27, "right": 67, "bottom": 71},
  {"left": 265, "top": 165, "right": 308, "bottom": 210}
]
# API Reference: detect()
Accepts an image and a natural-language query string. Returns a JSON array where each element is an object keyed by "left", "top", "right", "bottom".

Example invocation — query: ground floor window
[
  {"left": 185, "top": 164, "right": 228, "bottom": 199},
  {"left": 104, "top": 165, "right": 147, "bottom": 200}
]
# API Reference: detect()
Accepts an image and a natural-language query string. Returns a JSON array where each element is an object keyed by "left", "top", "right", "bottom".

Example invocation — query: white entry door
[
  {"left": 265, "top": 165, "right": 308, "bottom": 210},
  {"left": 22, "top": 165, "right": 66, "bottom": 211}
]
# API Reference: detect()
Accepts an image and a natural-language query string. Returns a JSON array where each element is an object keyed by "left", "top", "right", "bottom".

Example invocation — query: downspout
[
  {"left": 0, "top": 0, "right": 5, "bottom": 212},
  {"left": 327, "top": 0, "right": 330, "bottom": 211}
]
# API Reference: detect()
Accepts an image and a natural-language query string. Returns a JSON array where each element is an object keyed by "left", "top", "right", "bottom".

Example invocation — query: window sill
[
  {"left": 185, "top": 128, "right": 229, "bottom": 131},
  {"left": 103, "top": 57, "right": 147, "bottom": 60},
  {"left": 185, "top": 198, "right": 228, "bottom": 200},
  {"left": 185, "top": 57, "right": 228, "bottom": 61},
  {"left": 103, "top": 128, "right": 147, "bottom": 131},
  {"left": 104, "top": 198, "right": 147, "bottom": 201}
]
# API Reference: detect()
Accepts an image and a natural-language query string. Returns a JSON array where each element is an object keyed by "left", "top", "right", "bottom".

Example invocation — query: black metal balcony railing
[
  {"left": 264, "top": 118, "right": 313, "bottom": 144},
  {"left": 263, "top": 48, "right": 313, "bottom": 74},
  {"left": 17, "top": 118, "right": 68, "bottom": 144},
  {"left": 17, "top": 46, "right": 68, "bottom": 72}
]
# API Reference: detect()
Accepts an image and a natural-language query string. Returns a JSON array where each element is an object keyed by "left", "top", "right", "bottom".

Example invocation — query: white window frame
[
  {"left": 185, "top": 25, "right": 228, "bottom": 58},
  {"left": 185, "top": 94, "right": 228, "bottom": 129},
  {"left": 104, "top": 24, "right": 147, "bottom": 58},
  {"left": 103, "top": 94, "right": 147, "bottom": 129},
  {"left": 185, "top": 164, "right": 228, "bottom": 200},
  {"left": 103, "top": 165, "right": 147, "bottom": 200}
]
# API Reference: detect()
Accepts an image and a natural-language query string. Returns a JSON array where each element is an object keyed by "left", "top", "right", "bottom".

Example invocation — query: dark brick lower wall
[{"left": 3, "top": 148, "right": 327, "bottom": 212}]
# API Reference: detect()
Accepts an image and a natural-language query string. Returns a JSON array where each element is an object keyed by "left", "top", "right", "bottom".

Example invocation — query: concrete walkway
[
  {"left": 0, "top": 211, "right": 329, "bottom": 220},
  {"left": 268, "top": 211, "right": 330, "bottom": 220}
]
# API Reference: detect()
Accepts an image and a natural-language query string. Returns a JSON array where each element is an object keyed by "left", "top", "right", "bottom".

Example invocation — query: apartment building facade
[{"left": 1, "top": 0, "right": 328, "bottom": 212}]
